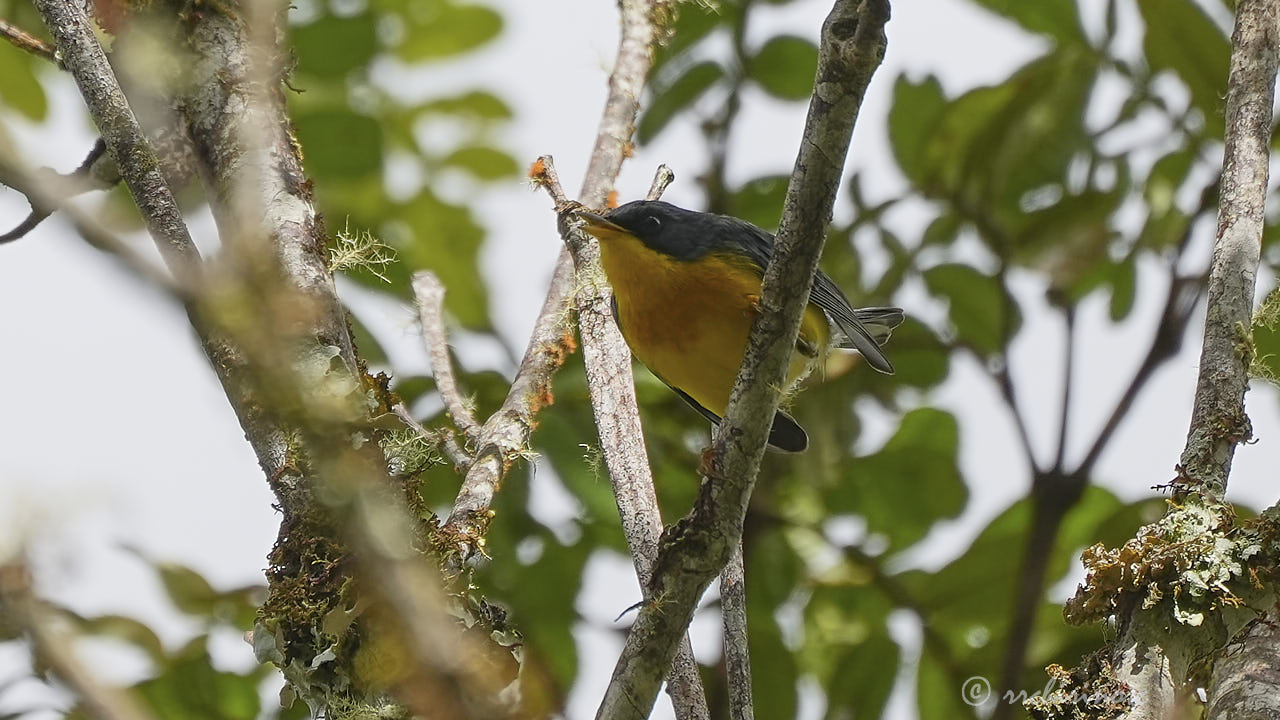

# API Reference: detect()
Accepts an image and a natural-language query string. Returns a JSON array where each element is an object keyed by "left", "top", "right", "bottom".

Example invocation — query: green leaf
[
  {"left": 293, "top": 108, "right": 383, "bottom": 178},
  {"left": 924, "top": 263, "right": 1018, "bottom": 354},
  {"left": 638, "top": 61, "right": 725, "bottom": 143},
  {"left": 726, "top": 175, "right": 788, "bottom": 229},
  {"left": 888, "top": 74, "right": 947, "bottom": 186},
  {"left": 964, "top": 0, "right": 1083, "bottom": 43},
  {"left": 291, "top": 12, "right": 378, "bottom": 78},
  {"left": 748, "top": 36, "right": 818, "bottom": 101},
  {"left": 421, "top": 90, "right": 513, "bottom": 120},
  {"left": 833, "top": 408, "right": 968, "bottom": 550},
  {"left": 748, "top": 602, "right": 798, "bottom": 720},
  {"left": 746, "top": 527, "right": 801, "bottom": 609},
  {"left": 0, "top": 43, "right": 47, "bottom": 120},
  {"left": 651, "top": 2, "right": 725, "bottom": 74},
  {"left": 396, "top": 2, "right": 503, "bottom": 63},
  {"left": 136, "top": 638, "right": 261, "bottom": 720},
  {"left": 441, "top": 145, "right": 519, "bottom": 180},
  {"left": 825, "top": 633, "right": 899, "bottom": 720},
  {"left": 1140, "top": 0, "right": 1230, "bottom": 137},
  {"left": 71, "top": 614, "right": 167, "bottom": 663}
]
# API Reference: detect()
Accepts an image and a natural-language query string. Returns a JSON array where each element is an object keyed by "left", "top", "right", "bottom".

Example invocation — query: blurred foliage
[{"left": 1, "top": 0, "right": 1275, "bottom": 717}]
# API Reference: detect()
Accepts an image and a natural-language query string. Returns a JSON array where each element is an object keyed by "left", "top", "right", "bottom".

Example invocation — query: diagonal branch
[
  {"left": 31, "top": 0, "right": 201, "bottom": 286},
  {"left": 0, "top": 18, "right": 57, "bottom": 63},
  {"left": 594, "top": 2, "right": 891, "bottom": 717}
]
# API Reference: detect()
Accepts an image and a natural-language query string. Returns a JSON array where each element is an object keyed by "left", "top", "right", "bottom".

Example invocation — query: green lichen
[{"left": 1066, "top": 497, "right": 1279, "bottom": 628}]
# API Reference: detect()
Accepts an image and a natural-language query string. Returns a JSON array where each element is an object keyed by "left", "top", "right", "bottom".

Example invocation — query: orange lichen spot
[
  {"left": 560, "top": 331, "right": 579, "bottom": 354},
  {"left": 528, "top": 158, "right": 549, "bottom": 184},
  {"left": 622, "top": 141, "right": 635, "bottom": 159},
  {"left": 606, "top": 190, "right": 619, "bottom": 209}
]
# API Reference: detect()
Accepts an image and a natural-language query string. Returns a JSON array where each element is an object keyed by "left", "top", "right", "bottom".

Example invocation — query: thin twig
[
  {"left": 412, "top": 271, "right": 483, "bottom": 445},
  {"left": 594, "top": 2, "right": 891, "bottom": 717},
  {"left": 0, "top": 562, "right": 160, "bottom": 720},
  {"left": 1052, "top": 305, "right": 1075, "bottom": 471},
  {"left": 390, "top": 402, "right": 472, "bottom": 471},
  {"left": 0, "top": 153, "right": 182, "bottom": 296},
  {"left": 721, "top": 541, "right": 754, "bottom": 720},
  {"left": 646, "top": 164, "right": 675, "bottom": 201},
  {"left": 0, "top": 18, "right": 57, "bottom": 63},
  {"left": 31, "top": 0, "right": 202, "bottom": 286}
]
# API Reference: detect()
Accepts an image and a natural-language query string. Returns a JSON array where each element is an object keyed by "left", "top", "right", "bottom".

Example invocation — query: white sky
[{"left": 1, "top": 0, "right": 1276, "bottom": 718}]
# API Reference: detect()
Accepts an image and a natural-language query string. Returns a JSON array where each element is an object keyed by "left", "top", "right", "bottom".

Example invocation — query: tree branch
[
  {"left": 534, "top": 157, "right": 709, "bottom": 720},
  {"left": 594, "top": 2, "right": 890, "bottom": 717},
  {"left": 441, "top": 255, "right": 577, "bottom": 547},
  {"left": 1113, "top": 0, "right": 1279, "bottom": 713},
  {"left": 31, "top": 0, "right": 201, "bottom": 286},
  {"left": 1179, "top": 0, "right": 1277, "bottom": 495},
  {"left": 1207, "top": 604, "right": 1280, "bottom": 720},
  {"left": 721, "top": 541, "right": 754, "bottom": 720},
  {"left": 0, "top": 17, "right": 57, "bottom": 63},
  {"left": 411, "top": 271, "right": 483, "bottom": 445}
]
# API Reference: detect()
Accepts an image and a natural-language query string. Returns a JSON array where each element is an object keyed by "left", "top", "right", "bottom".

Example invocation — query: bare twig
[
  {"left": 1052, "top": 305, "right": 1075, "bottom": 471},
  {"left": 0, "top": 153, "right": 180, "bottom": 295},
  {"left": 0, "top": 18, "right": 57, "bottom": 63},
  {"left": 0, "top": 562, "right": 160, "bottom": 720},
  {"left": 595, "top": 2, "right": 891, "bottom": 717},
  {"left": 31, "top": 0, "right": 201, "bottom": 286},
  {"left": 721, "top": 541, "right": 754, "bottom": 720},
  {"left": 1178, "top": 0, "right": 1277, "bottom": 495},
  {"left": 412, "top": 271, "right": 483, "bottom": 444},
  {"left": 646, "top": 164, "right": 675, "bottom": 201}
]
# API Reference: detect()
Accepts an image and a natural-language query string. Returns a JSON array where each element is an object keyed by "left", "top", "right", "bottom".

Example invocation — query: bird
[{"left": 574, "top": 200, "right": 903, "bottom": 453}]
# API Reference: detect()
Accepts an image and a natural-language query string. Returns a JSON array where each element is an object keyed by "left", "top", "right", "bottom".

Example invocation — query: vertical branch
[
  {"left": 594, "top": 2, "right": 891, "bottom": 717},
  {"left": 1206, "top": 604, "right": 1280, "bottom": 719},
  {"left": 721, "top": 542, "right": 754, "bottom": 720},
  {"left": 1179, "top": 0, "right": 1278, "bottom": 494},
  {"left": 1113, "top": 0, "right": 1279, "bottom": 714}
]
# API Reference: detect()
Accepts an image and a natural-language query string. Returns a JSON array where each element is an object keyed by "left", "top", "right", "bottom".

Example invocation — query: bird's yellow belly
[{"left": 600, "top": 235, "right": 828, "bottom": 418}]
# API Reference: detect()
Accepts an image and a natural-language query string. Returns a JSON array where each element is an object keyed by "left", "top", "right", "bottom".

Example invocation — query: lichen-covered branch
[
  {"left": 442, "top": 255, "right": 577, "bottom": 546},
  {"left": 721, "top": 541, "right": 753, "bottom": 720},
  {"left": 1179, "top": 0, "right": 1278, "bottom": 494},
  {"left": 1103, "top": 0, "right": 1280, "bottom": 714},
  {"left": 594, "top": 2, "right": 890, "bottom": 717}
]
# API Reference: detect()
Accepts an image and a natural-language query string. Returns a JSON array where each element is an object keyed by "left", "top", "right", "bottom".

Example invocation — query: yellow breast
[{"left": 597, "top": 231, "right": 829, "bottom": 418}]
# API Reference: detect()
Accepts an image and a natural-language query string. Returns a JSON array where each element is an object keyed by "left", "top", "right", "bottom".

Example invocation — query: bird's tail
[{"left": 853, "top": 307, "right": 904, "bottom": 346}]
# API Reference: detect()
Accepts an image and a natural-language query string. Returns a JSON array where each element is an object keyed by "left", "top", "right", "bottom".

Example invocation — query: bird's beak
[{"left": 574, "top": 210, "right": 628, "bottom": 239}]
